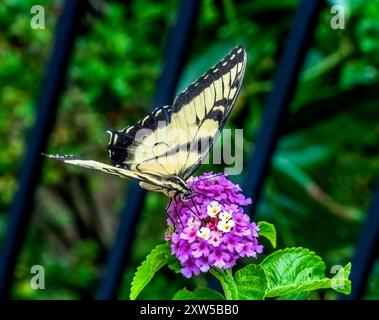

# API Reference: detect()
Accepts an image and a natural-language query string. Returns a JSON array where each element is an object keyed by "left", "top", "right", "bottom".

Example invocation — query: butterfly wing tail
[{"left": 43, "top": 154, "right": 140, "bottom": 180}]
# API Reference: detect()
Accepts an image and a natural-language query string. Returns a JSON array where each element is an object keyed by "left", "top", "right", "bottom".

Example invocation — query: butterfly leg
[
  {"left": 180, "top": 194, "right": 205, "bottom": 225},
  {"left": 165, "top": 197, "right": 176, "bottom": 231},
  {"left": 172, "top": 194, "right": 185, "bottom": 228},
  {"left": 188, "top": 196, "right": 206, "bottom": 225}
]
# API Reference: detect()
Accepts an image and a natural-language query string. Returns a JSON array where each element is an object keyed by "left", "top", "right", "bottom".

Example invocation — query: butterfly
[{"left": 45, "top": 45, "right": 247, "bottom": 198}]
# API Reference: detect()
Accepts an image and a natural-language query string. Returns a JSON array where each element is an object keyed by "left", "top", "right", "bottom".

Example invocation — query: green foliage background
[{"left": 0, "top": 0, "right": 378, "bottom": 299}]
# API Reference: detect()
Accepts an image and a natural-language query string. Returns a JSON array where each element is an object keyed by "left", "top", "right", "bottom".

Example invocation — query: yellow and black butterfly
[{"left": 45, "top": 45, "right": 247, "bottom": 198}]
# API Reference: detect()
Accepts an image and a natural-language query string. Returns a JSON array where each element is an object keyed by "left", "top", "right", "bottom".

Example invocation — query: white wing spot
[
  {"left": 213, "top": 68, "right": 219, "bottom": 73},
  {"left": 106, "top": 130, "right": 113, "bottom": 144},
  {"left": 141, "top": 115, "right": 149, "bottom": 124},
  {"left": 237, "top": 48, "right": 242, "bottom": 53},
  {"left": 222, "top": 61, "right": 228, "bottom": 66},
  {"left": 204, "top": 75, "right": 209, "bottom": 79},
  {"left": 230, "top": 54, "right": 235, "bottom": 60}
]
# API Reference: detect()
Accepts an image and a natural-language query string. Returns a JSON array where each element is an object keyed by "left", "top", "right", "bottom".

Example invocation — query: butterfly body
[
  {"left": 139, "top": 178, "right": 191, "bottom": 198},
  {"left": 46, "top": 45, "right": 247, "bottom": 198}
]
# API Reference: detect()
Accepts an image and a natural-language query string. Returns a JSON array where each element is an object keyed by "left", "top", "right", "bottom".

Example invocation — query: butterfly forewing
[
  {"left": 107, "top": 45, "right": 246, "bottom": 181},
  {"left": 169, "top": 45, "right": 247, "bottom": 179}
]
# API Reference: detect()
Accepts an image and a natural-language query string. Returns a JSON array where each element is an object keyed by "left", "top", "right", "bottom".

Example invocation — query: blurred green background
[{"left": 0, "top": 0, "right": 378, "bottom": 299}]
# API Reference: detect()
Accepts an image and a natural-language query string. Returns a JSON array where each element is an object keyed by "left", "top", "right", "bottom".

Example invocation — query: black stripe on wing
[{"left": 172, "top": 45, "right": 246, "bottom": 114}]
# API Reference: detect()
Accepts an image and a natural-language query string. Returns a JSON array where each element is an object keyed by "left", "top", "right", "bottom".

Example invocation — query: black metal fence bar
[
  {"left": 342, "top": 185, "right": 379, "bottom": 300},
  {"left": 0, "top": 0, "right": 85, "bottom": 300},
  {"left": 96, "top": 0, "right": 201, "bottom": 300},
  {"left": 242, "top": 0, "right": 323, "bottom": 216}
]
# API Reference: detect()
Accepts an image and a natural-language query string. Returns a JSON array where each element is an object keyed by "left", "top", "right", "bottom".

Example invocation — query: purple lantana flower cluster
[{"left": 165, "top": 172, "right": 263, "bottom": 278}]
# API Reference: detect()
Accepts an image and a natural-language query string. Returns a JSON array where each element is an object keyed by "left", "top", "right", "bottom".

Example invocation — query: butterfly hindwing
[
  {"left": 44, "top": 154, "right": 182, "bottom": 193},
  {"left": 44, "top": 154, "right": 142, "bottom": 180}
]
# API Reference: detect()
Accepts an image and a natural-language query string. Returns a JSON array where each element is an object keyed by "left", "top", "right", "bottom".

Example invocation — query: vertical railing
[
  {"left": 96, "top": 0, "right": 201, "bottom": 300},
  {"left": 242, "top": 0, "right": 379, "bottom": 300},
  {"left": 342, "top": 185, "right": 379, "bottom": 300},
  {"left": 0, "top": 0, "right": 86, "bottom": 300},
  {"left": 242, "top": 0, "right": 323, "bottom": 217}
]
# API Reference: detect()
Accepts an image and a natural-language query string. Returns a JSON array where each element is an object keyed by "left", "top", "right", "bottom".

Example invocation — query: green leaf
[
  {"left": 260, "top": 247, "right": 352, "bottom": 297},
  {"left": 130, "top": 243, "right": 172, "bottom": 300},
  {"left": 173, "top": 287, "right": 225, "bottom": 300},
  {"left": 257, "top": 221, "right": 277, "bottom": 248},
  {"left": 210, "top": 269, "right": 238, "bottom": 300},
  {"left": 234, "top": 264, "right": 267, "bottom": 299},
  {"left": 277, "top": 291, "right": 310, "bottom": 300},
  {"left": 330, "top": 263, "right": 352, "bottom": 295},
  {"left": 276, "top": 263, "right": 351, "bottom": 297}
]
